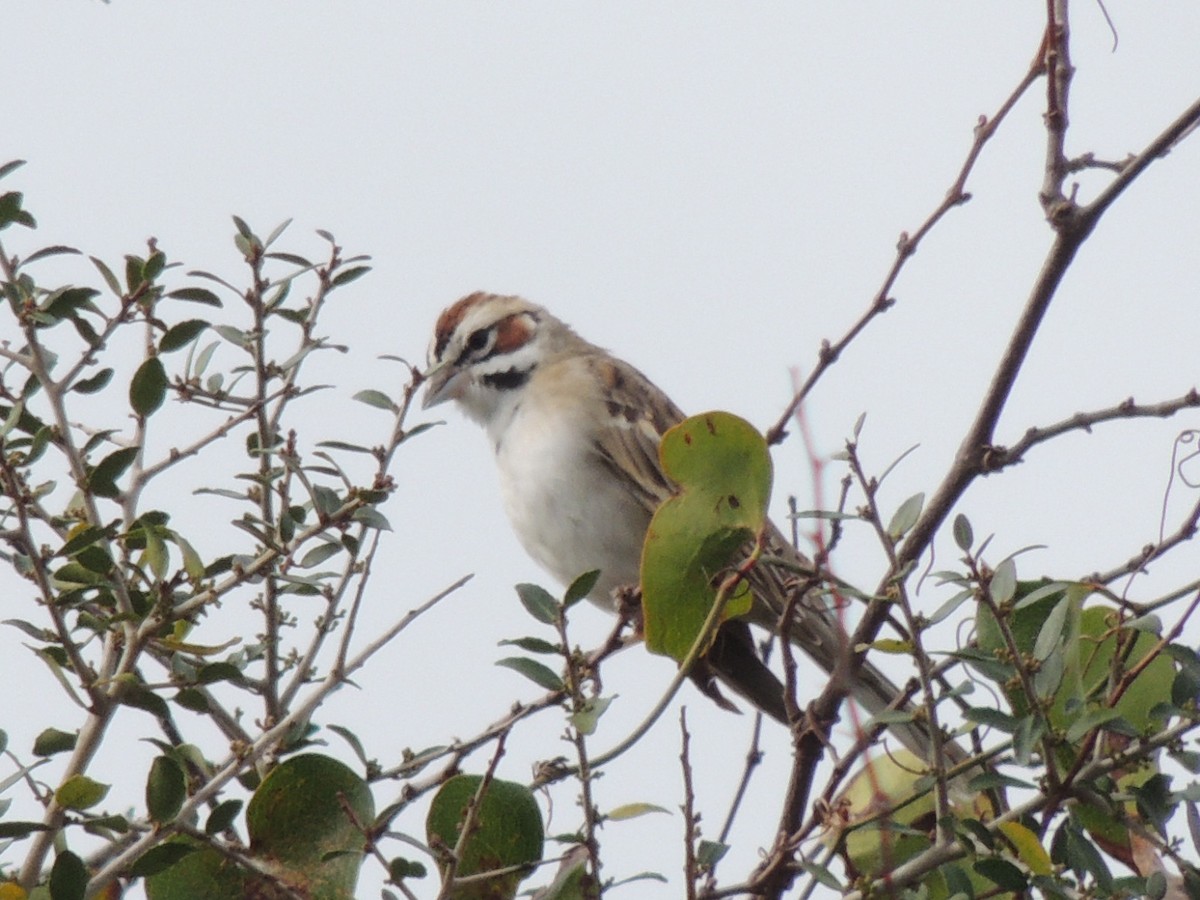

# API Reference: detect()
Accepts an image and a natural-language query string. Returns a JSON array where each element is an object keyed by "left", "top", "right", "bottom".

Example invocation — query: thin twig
[
  {"left": 983, "top": 389, "right": 1200, "bottom": 473},
  {"left": 84, "top": 576, "right": 465, "bottom": 896},
  {"left": 680, "top": 709, "right": 699, "bottom": 900},
  {"left": 765, "top": 46, "right": 1044, "bottom": 446},
  {"left": 436, "top": 729, "right": 509, "bottom": 899}
]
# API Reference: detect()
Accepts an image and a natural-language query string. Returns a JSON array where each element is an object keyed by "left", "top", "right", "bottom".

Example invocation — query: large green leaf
[
  {"left": 426, "top": 774, "right": 544, "bottom": 899},
  {"left": 246, "top": 753, "right": 374, "bottom": 894},
  {"left": 641, "top": 412, "right": 769, "bottom": 661},
  {"left": 145, "top": 754, "right": 373, "bottom": 900},
  {"left": 129, "top": 356, "right": 168, "bottom": 417}
]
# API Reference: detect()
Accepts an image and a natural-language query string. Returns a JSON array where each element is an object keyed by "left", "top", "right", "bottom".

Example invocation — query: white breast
[{"left": 489, "top": 378, "right": 648, "bottom": 609}]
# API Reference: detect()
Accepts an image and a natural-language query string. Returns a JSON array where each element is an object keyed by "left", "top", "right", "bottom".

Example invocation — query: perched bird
[{"left": 423, "top": 291, "right": 931, "bottom": 756}]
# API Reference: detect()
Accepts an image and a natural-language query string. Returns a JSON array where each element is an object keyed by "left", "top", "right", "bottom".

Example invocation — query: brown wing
[
  {"left": 583, "top": 353, "right": 683, "bottom": 515},
  {"left": 580, "top": 351, "right": 936, "bottom": 756}
]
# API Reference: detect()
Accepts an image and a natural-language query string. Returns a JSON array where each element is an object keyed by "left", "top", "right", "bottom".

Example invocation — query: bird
[{"left": 422, "top": 291, "right": 933, "bottom": 757}]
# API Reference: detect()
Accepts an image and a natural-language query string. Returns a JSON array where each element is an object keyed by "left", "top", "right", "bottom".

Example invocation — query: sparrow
[{"left": 423, "top": 291, "right": 932, "bottom": 756}]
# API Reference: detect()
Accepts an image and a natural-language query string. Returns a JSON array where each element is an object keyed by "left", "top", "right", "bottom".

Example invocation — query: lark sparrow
[{"left": 423, "top": 292, "right": 932, "bottom": 756}]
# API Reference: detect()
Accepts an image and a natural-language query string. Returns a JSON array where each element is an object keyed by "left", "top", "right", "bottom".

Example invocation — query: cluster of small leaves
[
  {"left": 0, "top": 160, "right": 432, "bottom": 898},
  {"left": 820, "top": 511, "right": 1200, "bottom": 899},
  {"left": 493, "top": 573, "right": 673, "bottom": 897}
]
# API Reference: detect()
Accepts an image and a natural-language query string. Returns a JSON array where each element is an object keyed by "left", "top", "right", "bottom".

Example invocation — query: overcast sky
[{"left": 6, "top": 4, "right": 1200, "bottom": 896}]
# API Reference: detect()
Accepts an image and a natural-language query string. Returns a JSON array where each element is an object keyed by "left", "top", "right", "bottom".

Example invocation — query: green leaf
[
  {"left": 130, "top": 356, "right": 169, "bottom": 417},
  {"left": 496, "top": 657, "right": 564, "bottom": 692},
  {"left": 967, "top": 771, "right": 1036, "bottom": 792},
  {"left": 49, "top": 850, "right": 87, "bottom": 900},
  {"left": 797, "top": 859, "right": 843, "bottom": 890},
  {"left": 136, "top": 841, "right": 202, "bottom": 881},
  {"left": 569, "top": 696, "right": 613, "bottom": 736},
  {"left": 859, "top": 638, "right": 912, "bottom": 654},
  {"left": 159, "top": 319, "right": 209, "bottom": 353},
  {"left": 173, "top": 689, "right": 209, "bottom": 713},
  {"left": 311, "top": 484, "right": 341, "bottom": 517},
  {"left": 316, "top": 440, "right": 373, "bottom": 454},
  {"left": 89, "top": 446, "right": 139, "bottom": 498},
  {"left": 0, "top": 159, "right": 26, "bottom": 180},
  {"left": 55, "top": 774, "right": 110, "bottom": 811},
  {"left": 1132, "top": 773, "right": 1173, "bottom": 835},
  {"left": 563, "top": 569, "right": 601, "bottom": 608},
  {"left": 300, "top": 541, "right": 341, "bottom": 569},
  {"left": 352, "top": 389, "right": 398, "bottom": 412},
  {"left": 498, "top": 637, "right": 560, "bottom": 655},
  {"left": 182, "top": 665, "right": 236, "bottom": 690},
  {"left": 0, "top": 400, "right": 24, "bottom": 439},
  {"left": 328, "top": 725, "right": 370, "bottom": 769},
  {"left": 1032, "top": 596, "right": 1069, "bottom": 662},
  {"left": 642, "top": 412, "right": 768, "bottom": 661},
  {"left": 974, "top": 857, "right": 1027, "bottom": 891},
  {"left": 998, "top": 820, "right": 1052, "bottom": 876},
  {"left": 606, "top": 802, "right": 669, "bottom": 821},
  {"left": 696, "top": 840, "right": 730, "bottom": 869},
  {"left": 242, "top": 754, "right": 374, "bottom": 896},
  {"left": 174, "top": 533, "right": 206, "bottom": 582},
  {"left": 33, "top": 728, "right": 77, "bottom": 757},
  {"left": 1124, "top": 613, "right": 1162, "bottom": 633},
  {"left": 90, "top": 255, "right": 122, "bottom": 294},
  {"left": 0, "top": 190, "right": 35, "bottom": 230},
  {"left": 389, "top": 857, "right": 428, "bottom": 881},
  {"left": 205, "top": 799, "right": 243, "bottom": 836},
  {"left": 0, "top": 820, "right": 51, "bottom": 838},
  {"left": 168, "top": 286, "right": 222, "bottom": 307},
  {"left": 142, "top": 522, "right": 170, "bottom": 581},
  {"left": 143, "top": 250, "right": 167, "bottom": 282},
  {"left": 989, "top": 558, "right": 1017, "bottom": 604},
  {"left": 214, "top": 324, "right": 248, "bottom": 346},
  {"left": 1064, "top": 706, "right": 1124, "bottom": 744},
  {"left": 119, "top": 682, "right": 171, "bottom": 719},
  {"left": 1012, "top": 715, "right": 1044, "bottom": 766},
  {"left": 426, "top": 775, "right": 543, "bottom": 898},
  {"left": 125, "top": 254, "right": 145, "bottom": 290},
  {"left": 351, "top": 506, "right": 392, "bottom": 531},
  {"left": 951, "top": 512, "right": 973, "bottom": 551},
  {"left": 24, "top": 244, "right": 81, "bottom": 264},
  {"left": 515, "top": 583, "right": 559, "bottom": 625},
  {"left": 886, "top": 492, "right": 924, "bottom": 539},
  {"left": 330, "top": 265, "right": 371, "bottom": 288},
  {"left": 964, "top": 706, "right": 1019, "bottom": 732},
  {"left": 146, "top": 755, "right": 187, "bottom": 823},
  {"left": 71, "top": 367, "right": 114, "bottom": 395},
  {"left": 43, "top": 286, "right": 100, "bottom": 320},
  {"left": 1013, "top": 579, "right": 1071, "bottom": 611},
  {"left": 928, "top": 588, "right": 974, "bottom": 626},
  {"left": 1063, "top": 819, "right": 1113, "bottom": 891}
]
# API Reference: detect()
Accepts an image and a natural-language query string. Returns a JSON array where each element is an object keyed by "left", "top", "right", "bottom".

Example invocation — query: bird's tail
[{"left": 703, "top": 616, "right": 947, "bottom": 761}]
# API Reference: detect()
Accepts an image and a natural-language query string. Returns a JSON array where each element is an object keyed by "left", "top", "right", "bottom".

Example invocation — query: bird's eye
[{"left": 466, "top": 328, "right": 491, "bottom": 354}]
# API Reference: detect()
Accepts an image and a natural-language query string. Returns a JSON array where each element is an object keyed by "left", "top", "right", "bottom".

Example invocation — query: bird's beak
[{"left": 421, "top": 361, "right": 467, "bottom": 410}]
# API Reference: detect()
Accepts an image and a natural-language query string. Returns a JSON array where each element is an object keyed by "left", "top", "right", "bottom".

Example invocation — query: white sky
[{"left": 5, "top": 3, "right": 1200, "bottom": 897}]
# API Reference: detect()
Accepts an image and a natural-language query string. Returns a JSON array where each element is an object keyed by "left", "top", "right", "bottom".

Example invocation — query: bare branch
[
  {"left": 984, "top": 389, "right": 1200, "bottom": 472},
  {"left": 765, "top": 44, "right": 1044, "bottom": 446}
]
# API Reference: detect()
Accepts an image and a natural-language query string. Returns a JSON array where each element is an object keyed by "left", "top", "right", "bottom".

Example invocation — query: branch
[
  {"left": 897, "top": 88, "right": 1200, "bottom": 570},
  {"left": 1039, "top": 0, "right": 1074, "bottom": 215},
  {"left": 1082, "top": 93, "right": 1200, "bottom": 224},
  {"left": 435, "top": 730, "right": 509, "bottom": 900},
  {"left": 765, "top": 44, "right": 1044, "bottom": 446},
  {"left": 1090, "top": 489, "right": 1200, "bottom": 588},
  {"left": 983, "top": 389, "right": 1200, "bottom": 472},
  {"left": 84, "top": 576, "right": 464, "bottom": 897}
]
